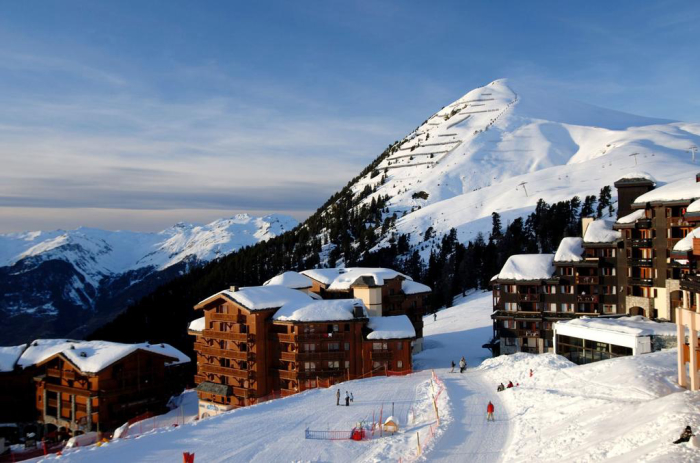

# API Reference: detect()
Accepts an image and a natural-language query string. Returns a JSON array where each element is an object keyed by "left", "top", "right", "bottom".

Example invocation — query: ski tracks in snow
[{"left": 428, "top": 369, "right": 510, "bottom": 462}]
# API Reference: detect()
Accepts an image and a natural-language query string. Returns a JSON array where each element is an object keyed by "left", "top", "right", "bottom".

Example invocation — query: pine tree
[
  {"left": 596, "top": 186, "right": 612, "bottom": 218},
  {"left": 490, "top": 212, "right": 503, "bottom": 243},
  {"left": 581, "top": 195, "right": 596, "bottom": 218}
]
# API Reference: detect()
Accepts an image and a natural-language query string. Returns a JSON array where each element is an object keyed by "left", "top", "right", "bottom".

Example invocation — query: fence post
[
  {"left": 416, "top": 432, "right": 421, "bottom": 456},
  {"left": 434, "top": 398, "right": 440, "bottom": 426}
]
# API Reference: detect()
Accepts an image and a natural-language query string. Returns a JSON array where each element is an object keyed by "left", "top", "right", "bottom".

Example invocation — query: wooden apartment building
[{"left": 190, "top": 268, "right": 426, "bottom": 418}]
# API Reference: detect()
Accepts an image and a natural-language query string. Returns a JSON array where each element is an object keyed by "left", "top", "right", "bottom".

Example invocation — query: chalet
[
  {"left": 20, "top": 339, "right": 189, "bottom": 433},
  {"left": 300, "top": 268, "right": 430, "bottom": 352},
  {"left": 191, "top": 269, "right": 425, "bottom": 418}
]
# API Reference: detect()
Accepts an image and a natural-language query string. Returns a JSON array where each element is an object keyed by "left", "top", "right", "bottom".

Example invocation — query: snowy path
[{"left": 429, "top": 369, "right": 509, "bottom": 462}]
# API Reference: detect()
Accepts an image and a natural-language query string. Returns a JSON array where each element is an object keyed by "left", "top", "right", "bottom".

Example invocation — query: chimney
[
  {"left": 229, "top": 286, "right": 238, "bottom": 292},
  {"left": 582, "top": 217, "right": 594, "bottom": 239}
]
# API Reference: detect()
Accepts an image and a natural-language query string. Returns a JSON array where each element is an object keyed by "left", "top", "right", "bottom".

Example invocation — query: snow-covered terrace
[
  {"left": 263, "top": 271, "right": 313, "bottom": 289},
  {"left": 583, "top": 219, "right": 620, "bottom": 244},
  {"left": 493, "top": 254, "right": 555, "bottom": 281},
  {"left": 272, "top": 299, "right": 367, "bottom": 322},
  {"left": 300, "top": 267, "right": 408, "bottom": 291},
  {"left": 366, "top": 316, "right": 416, "bottom": 340},
  {"left": 554, "top": 237, "right": 584, "bottom": 263},
  {"left": 633, "top": 175, "right": 700, "bottom": 207}
]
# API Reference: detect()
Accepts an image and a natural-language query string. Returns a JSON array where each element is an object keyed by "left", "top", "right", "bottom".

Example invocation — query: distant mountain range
[{"left": 0, "top": 214, "right": 297, "bottom": 344}]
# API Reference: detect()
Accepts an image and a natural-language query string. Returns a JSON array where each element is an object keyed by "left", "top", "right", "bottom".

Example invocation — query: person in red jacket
[{"left": 486, "top": 401, "right": 495, "bottom": 421}]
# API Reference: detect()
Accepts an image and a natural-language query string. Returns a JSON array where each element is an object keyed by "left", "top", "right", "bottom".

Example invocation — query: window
[
  {"left": 561, "top": 286, "right": 574, "bottom": 294},
  {"left": 328, "top": 342, "right": 340, "bottom": 352},
  {"left": 333, "top": 324, "right": 339, "bottom": 332},
  {"left": 344, "top": 342, "right": 350, "bottom": 351},
  {"left": 548, "top": 303, "right": 557, "bottom": 312},
  {"left": 345, "top": 361, "right": 350, "bottom": 369},
  {"left": 397, "top": 360, "right": 403, "bottom": 369},
  {"left": 373, "top": 342, "right": 387, "bottom": 350},
  {"left": 603, "top": 304, "right": 616, "bottom": 313},
  {"left": 304, "top": 362, "right": 316, "bottom": 371},
  {"left": 328, "top": 361, "right": 340, "bottom": 369},
  {"left": 304, "top": 343, "right": 315, "bottom": 352},
  {"left": 505, "top": 337, "right": 516, "bottom": 346},
  {"left": 397, "top": 342, "right": 403, "bottom": 350},
  {"left": 345, "top": 324, "right": 350, "bottom": 332},
  {"left": 505, "top": 302, "right": 517, "bottom": 311}
]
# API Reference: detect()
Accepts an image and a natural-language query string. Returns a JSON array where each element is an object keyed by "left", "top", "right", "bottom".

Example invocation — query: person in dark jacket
[
  {"left": 497, "top": 383, "right": 505, "bottom": 392},
  {"left": 336, "top": 389, "right": 340, "bottom": 406},
  {"left": 345, "top": 391, "right": 350, "bottom": 407},
  {"left": 674, "top": 426, "right": 694, "bottom": 444},
  {"left": 450, "top": 360, "right": 456, "bottom": 373},
  {"left": 507, "top": 381, "right": 514, "bottom": 388}
]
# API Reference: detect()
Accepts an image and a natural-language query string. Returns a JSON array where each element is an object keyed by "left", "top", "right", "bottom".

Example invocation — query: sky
[{"left": 1, "top": 0, "right": 699, "bottom": 233}]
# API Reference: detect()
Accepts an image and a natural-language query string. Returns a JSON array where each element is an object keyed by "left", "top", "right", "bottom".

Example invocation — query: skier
[
  {"left": 350, "top": 392, "right": 354, "bottom": 403},
  {"left": 507, "top": 381, "right": 514, "bottom": 388},
  {"left": 486, "top": 401, "right": 495, "bottom": 422},
  {"left": 450, "top": 360, "right": 456, "bottom": 373},
  {"left": 674, "top": 426, "right": 694, "bottom": 444},
  {"left": 345, "top": 391, "right": 350, "bottom": 407},
  {"left": 497, "top": 383, "right": 505, "bottom": 392},
  {"left": 434, "top": 313, "right": 437, "bottom": 322},
  {"left": 336, "top": 389, "right": 340, "bottom": 406},
  {"left": 529, "top": 369, "right": 533, "bottom": 378},
  {"left": 459, "top": 357, "right": 466, "bottom": 374}
]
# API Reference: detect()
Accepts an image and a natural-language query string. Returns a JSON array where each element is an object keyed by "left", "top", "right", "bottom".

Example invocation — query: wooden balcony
[
  {"left": 575, "top": 275, "right": 599, "bottom": 285},
  {"left": 630, "top": 239, "right": 652, "bottom": 248},
  {"left": 274, "top": 333, "right": 297, "bottom": 343},
  {"left": 199, "top": 363, "right": 253, "bottom": 380},
  {"left": 636, "top": 218, "right": 652, "bottom": 228},
  {"left": 280, "top": 351, "right": 346, "bottom": 362},
  {"left": 202, "top": 329, "right": 250, "bottom": 342},
  {"left": 275, "top": 368, "right": 343, "bottom": 380},
  {"left": 629, "top": 277, "right": 654, "bottom": 287},
  {"left": 576, "top": 295, "right": 599, "bottom": 304},
  {"left": 668, "top": 217, "right": 691, "bottom": 227},
  {"left": 628, "top": 258, "right": 653, "bottom": 267},
  {"left": 280, "top": 388, "right": 297, "bottom": 397},
  {"left": 44, "top": 383, "right": 96, "bottom": 397},
  {"left": 209, "top": 313, "right": 244, "bottom": 322},
  {"left": 370, "top": 350, "right": 393, "bottom": 360},
  {"left": 194, "top": 374, "right": 206, "bottom": 384},
  {"left": 196, "top": 345, "right": 252, "bottom": 361},
  {"left": 276, "top": 369, "right": 299, "bottom": 380},
  {"left": 518, "top": 293, "right": 541, "bottom": 302}
]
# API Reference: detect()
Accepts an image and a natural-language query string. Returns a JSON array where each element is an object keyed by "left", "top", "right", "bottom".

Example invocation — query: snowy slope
[
  {"left": 0, "top": 214, "right": 296, "bottom": 343},
  {"left": 345, "top": 78, "right": 699, "bottom": 254}
]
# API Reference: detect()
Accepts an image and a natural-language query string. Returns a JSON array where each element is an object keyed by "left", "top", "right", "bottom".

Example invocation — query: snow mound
[
  {"left": 263, "top": 271, "right": 313, "bottom": 289},
  {"left": 616, "top": 172, "right": 656, "bottom": 184},
  {"left": 0, "top": 344, "right": 27, "bottom": 372},
  {"left": 188, "top": 317, "right": 205, "bottom": 333},
  {"left": 496, "top": 254, "right": 554, "bottom": 280},
  {"left": 556, "top": 315, "right": 677, "bottom": 337},
  {"left": 616, "top": 209, "right": 646, "bottom": 224},
  {"left": 401, "top": 280, "right": 432, "bottom": 295},
  {"left": 367, "top": 315, "right": 416, "bottom": 339},
  {"left": 674, "top": 228, "right": 700, "bottom": 252},
  {"left": 688, "top": 199, "right": 700, "bottom": 213},
  {"left": 584, "top": 219, "right": 620, "bottom": 243},
  {"left": 219, "top": 286, "right": 313, "bottom": 311},
  {"left": 554, "top": 237, "right": 583, "bottom": 262},
  {"left": 301, "top": 267, "right": 408, "bottom": 290},
  {"left": 634, "top": 176, "right": 700, "bottom": 205},
  {"left": 272, "top": 299, "right": 366, "bottom": 322}
]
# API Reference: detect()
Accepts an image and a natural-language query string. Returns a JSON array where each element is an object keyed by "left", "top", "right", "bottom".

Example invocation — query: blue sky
[{"left": 1, "top": 0, "right": 699, "bottom": 232}]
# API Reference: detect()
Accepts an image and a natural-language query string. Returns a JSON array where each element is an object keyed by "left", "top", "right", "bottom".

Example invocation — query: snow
[
  {"left": 689, "top": 199, "right": 700, "bottom": 213},
  {"left": 496, "top": 254, "right": 554, "bottom": 281},
  {"left": 187, "top": 317, "right": 205, "bottom": 333},
  {"left": 616, "top": 209, "right": 647, "bottom": 224},
  {"left": 634, "top": 176, "right": 700, "bottom": 205},
  {"left": 272, "top": 299, "right": 366, "bottom": 322},
  {"left": 263, "top": 271, "right": 313, "bottom": 289},
  {"left": 556, "top": 315, "right": 676, "bottom": 342},
  {"left": 553, "top": 237, "right": 583, "bottom": 262},
  {"left": 366, "top": 316, "right": 416, "bottom": 339},
  {"left": 401, "top": 279, "right": 432, "bottom": 295},
  {"left": 584, "top": 218, "right": 621, "bottom": 243},
  {"left": 217, "top": 286, "right": 313, "bottom": 312},
  {"left": 301, "top": 267, "right": 409, "bottom": 290},
  {"left": 0, "top": 344, "right": 26, "bottom": 372},
  {"left": 16, "top": 339, "right": 189, "bottom": 373},
  {"left": 674, "top": 227, "right": 700, "bottom": 252},
  {"left": 616, "top": 171, "right": 656, "bottom": 184}
]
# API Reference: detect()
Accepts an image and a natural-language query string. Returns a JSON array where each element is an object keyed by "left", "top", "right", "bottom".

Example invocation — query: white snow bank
[
  {"left": 272, "top": 299, "right": 366, "bottom": 322},
  {"left": 18, "top": 339, "right": 189, "bottom": 373},
  {"left": 556, "top": 315, "right": 677, "bottom": 337},
  {"left": 401, "top": 280, "right": 431, "bottom": 295},
  {"left": 553, "top": 237, "right": 583, "bottom": 262},
  {"left": 0, "top": 344, "right": 26, "bottom": 372},
  {"left": 674, "top": 228, "right": 700, "bottom": 252},
  {"left": 496, "top": 254, "right": 554, "bottom": 280},
  {"left": 583, "top": 218, "right": 620, "bottom": 243},
  {"left": 263, "top": 271, "right": 313, "bottom": 289},
  {"left": 616, "top": 209, "right": 646, "bottom": 224},
  {"left": 616, "top": 172, "right": 656, "bottom": 184},
  {"left": 688, "top": 199, "right": 700, "bottom": 213},
  {"left": 301, "top": 267, "right": 408, "bottom": 290},
  {"left": 634, "top": 176, "right": 700, "bottom": 205},
  {"left": 188, "top": 317, "right": 205, "bottom": 333},
  {"left": 220, "top": 286, "right": 312, "bottom": 311},
  {"left": 367, "top": 316, "right": 416, "bottom": 339}
]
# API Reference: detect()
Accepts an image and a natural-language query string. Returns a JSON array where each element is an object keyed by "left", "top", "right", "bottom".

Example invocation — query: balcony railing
[
  {"left": 280, "top": 351, "right": 346, "bottom": 362},
  {"left": 636, "top": 218, "right": 652, "bottom": 228},
  {"left": 575, "top": 276, "right": 599, "bottom": 285},
  {"left": 199, "top": 363, "right": 254, "bottom": 380},
  {"left": 196, "top": 346, "right": 252, "bottom": 361},
  {"left": 524, "top": 330, "right": 540, "bottom": 337},
  {"left": 630, "top": 239, "right": 652, "bottom": 248},
  {"left": 518, "top": 293, "right": 541, "bottom": 302},
  {"left": 370, "top": 350, "right": 393, "bottom": 360},
  {"left": 668, "top": 217, "right": 691, "bottom": 227},
  {"left": 209, "top": 313, "right": 244, "bottom": 322},
  {"left": 628, "top": 258, "right": 653, "bottom": 267},
  {"left": 576, "top": 295, "right": 599, "bottom": 303},
  {"left": 202, "top": 330, "right": 250, "bottom": 342},
  {"left": 628, "top": 277, "right": 654, "bottom": 286}
]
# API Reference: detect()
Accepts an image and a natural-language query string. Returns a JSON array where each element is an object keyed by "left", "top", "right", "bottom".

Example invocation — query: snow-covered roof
[
  {"left": 555, "top": 315, "right": 677, "bottom": 342},
  {"left": 272, "top": 299, "right": 367, "bottom": 322},
  {"left": 366, "top": 316, "right": 416, "bottom": 340},
  {"left": 384, "top": 416, "right": 398, "bottom": 425},
  {"left": 201, "top": 286, "right": 313, "bottom": 311},
  {"left": 17, "top": 339, "right": 189, "bottom": 373},
  {"left": 554, "top": 237, "right": 584, "bottom": 263},
  {"left": 300, "top": 268, "right": 408, "bottom": 290},
  {"left": 496, "top": 254, "right": 555, "bottom": 281},
  {"left": 616, "top": 209, "right": 646, "bottom": 224},
  {"left": 188, "top": 317, "right": 205, "bottom": 333},
  {"left": 615, "top": 172, "right": 656, "bottom": 184},
  {"left": 401, "top": 280, "right": 431, "bottom": 295},
  {"left": 688, "top": 199, "right": 700, "bottom": 213},
  {"left": 673, "top": 228, "right": 700, "bottom": 253},
  {"left": 583, "top": 219, "right": 620, "bottom": 243},
  {"left": 0, "top": 344, "right": 27, "bottom": 372},
  {"left": 263, "top": 271, "right": 313, "bottom": 289},
  {"left": 633, "top": 176, "right": 700, "bottom": 205}
]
